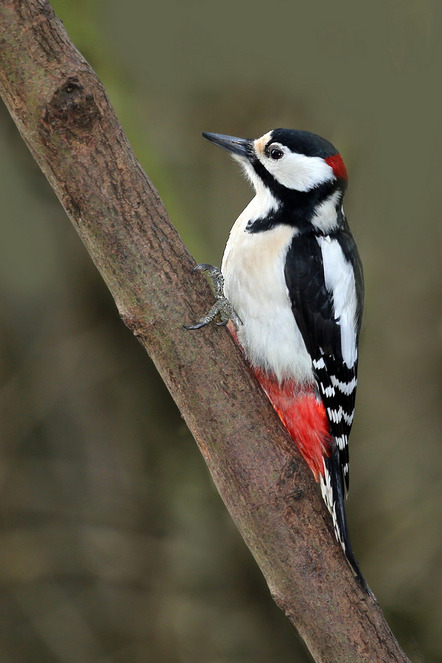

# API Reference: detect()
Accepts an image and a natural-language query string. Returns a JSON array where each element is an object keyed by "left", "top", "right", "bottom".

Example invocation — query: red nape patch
[
  {"left": 325, "top": 153, "right": 348, "bottom": 181},
  {"left": 253, "top": 367, "right": 332, "bottom": 481}
]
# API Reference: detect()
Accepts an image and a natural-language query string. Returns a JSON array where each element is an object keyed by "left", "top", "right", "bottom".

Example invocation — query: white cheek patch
[{"left": 257, "top": 150, "right": 335, "bottom": 192}]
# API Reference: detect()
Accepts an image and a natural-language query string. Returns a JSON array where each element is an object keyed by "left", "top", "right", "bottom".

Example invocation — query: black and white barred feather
[{"left": 285, "top": 215, "right": 365, "bottom": 583}]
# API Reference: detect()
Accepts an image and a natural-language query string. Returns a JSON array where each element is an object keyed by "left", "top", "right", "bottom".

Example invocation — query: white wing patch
[{"left": 317, "top": 236, "right": 358, "bottom": 367}]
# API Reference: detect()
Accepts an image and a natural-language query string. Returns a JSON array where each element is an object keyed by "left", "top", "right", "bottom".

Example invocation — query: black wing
[
  {"left": 284, "top": 226, "right": 365, "bottom": 587},
  {"left": 284, "top": 226, "right": 364, "bottom": 493}
]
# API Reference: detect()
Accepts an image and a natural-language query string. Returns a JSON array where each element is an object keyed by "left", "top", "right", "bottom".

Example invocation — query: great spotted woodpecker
[{"left": 186, "top": 129, "right": 366, "bottom": 589}]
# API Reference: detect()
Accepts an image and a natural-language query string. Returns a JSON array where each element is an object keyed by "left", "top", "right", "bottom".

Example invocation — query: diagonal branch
[{"left": 0, "top": 2, "right": 411, "bottom": 662}]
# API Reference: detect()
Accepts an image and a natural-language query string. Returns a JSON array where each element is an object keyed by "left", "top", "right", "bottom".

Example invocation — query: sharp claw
[
  {"left": 193, "top": 263, "right": 213, "bottom": 273},
  {"left": 185, "top": 263, "right": 241, "bottom": 332},
  {"left": 183, "top": 322, "right": 207, "bottom": 330}
]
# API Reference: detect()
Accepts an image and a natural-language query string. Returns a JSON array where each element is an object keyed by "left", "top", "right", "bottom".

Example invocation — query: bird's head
[{"left": 202, "top": 128, "right": 347, "bottom": 198}]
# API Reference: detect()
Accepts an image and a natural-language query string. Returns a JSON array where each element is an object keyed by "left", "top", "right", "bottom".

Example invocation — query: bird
[{"left": 186, "top": 128, "right": 366, "bottom": 590}]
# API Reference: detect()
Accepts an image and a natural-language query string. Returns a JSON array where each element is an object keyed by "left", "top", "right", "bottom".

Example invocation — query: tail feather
[
  {"left": 251, "top": 368, "right": 369, "bottom": 592},
  {"left": 321, "top": 451, "right": 369, "bottom": 593}
]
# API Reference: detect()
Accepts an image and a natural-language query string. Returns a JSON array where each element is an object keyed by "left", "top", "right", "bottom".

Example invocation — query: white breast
[{"left": 221, "top": 195, "right": 315, "bottom": 385}]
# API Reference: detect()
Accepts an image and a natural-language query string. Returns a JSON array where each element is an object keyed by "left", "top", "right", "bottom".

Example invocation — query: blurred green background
[{"left": 1, "top": 0, "right": 441, "bottom": 661}]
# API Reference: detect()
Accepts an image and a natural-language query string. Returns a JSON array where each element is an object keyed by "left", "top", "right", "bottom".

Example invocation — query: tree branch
[{"left": 0, "top": 2, "right": 411, "bottom": 661}]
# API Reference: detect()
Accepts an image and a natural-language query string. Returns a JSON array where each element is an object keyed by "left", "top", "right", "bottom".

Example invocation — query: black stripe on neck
[{"left": 247, "top": 177, "right": 344, "bottom": 234}]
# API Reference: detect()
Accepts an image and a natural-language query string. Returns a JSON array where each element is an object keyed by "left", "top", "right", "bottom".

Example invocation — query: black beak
[{"left": 202, "top": 132, "right": 251, "bottom": 158}]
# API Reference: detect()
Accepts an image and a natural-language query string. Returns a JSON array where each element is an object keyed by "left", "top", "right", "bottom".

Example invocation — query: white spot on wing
[
  {"left": 326, "top": 405, "right": 354, "bottom": 426},
  {"left": 343, "top": 410, "right": 354, "bottom": 425},
  {"left": 335, "top": 435, "right": 347, "bottom": 450},
  {"left": 330, "top": 374, "right": 357, "bottom": 395},
  {"left": 313, "top": 357, "right": 326, "bottom": 370},
  {"left": 327, "top": 407, "right": 340, "bottom": 423},
  {"left": 321, "top": 384, "right": 335, "bottom": 398}
]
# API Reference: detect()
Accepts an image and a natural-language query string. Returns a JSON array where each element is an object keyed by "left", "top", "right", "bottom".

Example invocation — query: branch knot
[{"left": 40, "top": 75, "right": 100, "bottom": 137}]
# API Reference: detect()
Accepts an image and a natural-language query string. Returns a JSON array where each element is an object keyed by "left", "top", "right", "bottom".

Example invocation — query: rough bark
[{"left": 0, "top": 2, "right": 411, "bottom": 662}]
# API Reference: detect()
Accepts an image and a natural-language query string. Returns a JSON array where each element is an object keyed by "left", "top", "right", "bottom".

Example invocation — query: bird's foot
[{"left": 184, "top": 264, "right": 242, "bottom": 330}]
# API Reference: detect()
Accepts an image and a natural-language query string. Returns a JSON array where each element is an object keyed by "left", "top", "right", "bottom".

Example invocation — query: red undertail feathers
[{"left": 253, "top": 367, "right": 332, "bottom": 480}]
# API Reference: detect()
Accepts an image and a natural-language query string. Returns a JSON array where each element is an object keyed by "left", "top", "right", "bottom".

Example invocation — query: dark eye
[{"left": 269, "top": 146, "right": 284, "bottom": 160}]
